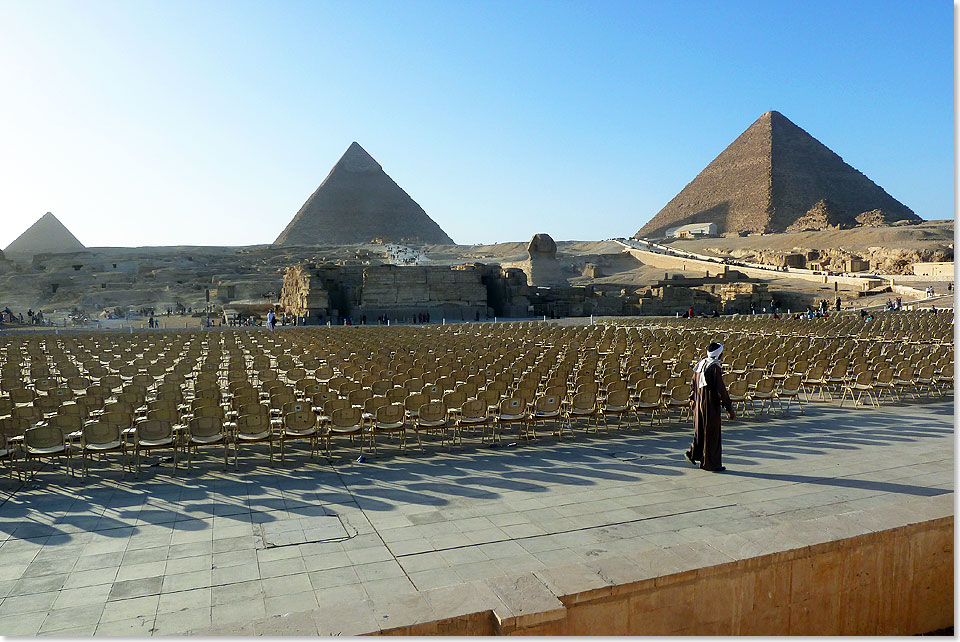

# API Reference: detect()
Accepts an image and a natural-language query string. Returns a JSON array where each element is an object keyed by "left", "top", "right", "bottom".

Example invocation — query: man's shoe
[
  {"left": 684, "top": 450, "right": 697, "bottom": 465},
  {"left": 710, "top": 466, "right": 727, "bottom": 473}
]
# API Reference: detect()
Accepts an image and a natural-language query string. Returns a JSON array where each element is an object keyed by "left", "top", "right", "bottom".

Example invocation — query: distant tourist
[
  {"left": 711, "top": 309, "right": 719, "bottom": 318},
  {"left": 267, "top": 309, "right": 277, "bottom": 331},
  {"left": 835, "top": 296, "right": 841, "bottom": 312},
  {"left": 684, "top": 342, "right": 734, "bottom": 473}
]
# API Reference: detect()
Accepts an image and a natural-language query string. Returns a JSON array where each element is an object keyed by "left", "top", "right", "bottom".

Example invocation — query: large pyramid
[
  {"left": 274, "top": 142, "right": 454, "bottom": 246},
  {"left": 635, "top": 111, "right": 920, "bottom": 238},
  {"left": 5, "top": 212, "right": 85, "bottom": 255}
]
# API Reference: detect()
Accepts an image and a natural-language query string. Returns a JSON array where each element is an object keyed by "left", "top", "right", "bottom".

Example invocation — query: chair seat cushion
[
  {"left": 284, "top": 428, "right": 317, "bottom": 437},
  {"left": 139, "top": 437, "right": 173, "bottom": 447},
  {"left": 191, "top": 434, "right": 224, "bottom": 444},
  {"left": 238, "top": 430, "right": 271, "bottom": 441},
  {"left": 329, "top": 426, "right": 360, "bottom": 434},
  {"left": 28, "top": 445, "right": 65, "bottom": 455},
  {"left": 85, "top": 440, "right": 122, "bottom": 451}
]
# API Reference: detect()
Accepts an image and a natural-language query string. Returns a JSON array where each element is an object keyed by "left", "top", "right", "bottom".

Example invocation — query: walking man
[
  {"left": 267, "top": 309, "right": 277, "bottom": 332},
  {"left": 684, "top": 342, "right": 735, "bottom": 472}
]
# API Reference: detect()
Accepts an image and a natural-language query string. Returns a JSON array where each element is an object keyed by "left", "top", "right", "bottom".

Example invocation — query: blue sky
[{"left": 0, "top": 0, "right": 952, "bottom": 248}]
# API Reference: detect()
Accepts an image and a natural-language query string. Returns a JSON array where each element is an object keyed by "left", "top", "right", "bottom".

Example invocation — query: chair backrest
[
  {"left": 25, "top": 425, "right": 64, "bottom": 450},
  {"left": 9, "top": 388, "right": 36, "bottom": 405},
  {"left": 323, "top": 397, "right": 351, "bottom": 415},
  {"left": 755, "top": 378, "right": 775, "bottom": 394},
  {"left": 371, "top": 380, "right": 392, "bottom": 396},
  {"left": 442, "top": 390, "right": 466, "bottom": 409},
  {"left": 855, "top": 371, "right": 874, "bottom": 386},
  {"left": 83, "top": 419, "right": 120, "bottom": 446},
  {"left": 404, "top": 392, "right": 427, "bottom": 412},
  {"left": 806, "top": 364, "right": 825, "bottom": 380},
  {"left": 637, "top": 386, "right": 660, "bottom": 404},
  {"left": 896, "top": 366, "right": 915, "bottom": 381},
  {"left": 363, "top": 396, "right": 389, "bottom": 415},
  {"left": 193, "top": 404, "right": 224, "bottom": 420},
  {"left": 670, "top": 383, "right": 692, "bottom": 402},
  {"left": 605, "top": 389, "right": 630, "bottom": 407},
  {"left": 606, "top": 380, "right": 628, "bottom": 395},
  {"left": 50, "top": 413, "right": 83, "bottom": 437},
  {"left": 190, "top": 415, "right": 223, "bottom": 439},
  {"left": 0, "top": 415, "right": 30, "bottom": 438},
  {"left": 571, "top": 391, "right": 596, "bottom": 411},
  {"left": 136, "top": 418, "right": 173, "bottom": 442},
  {"left": 348, "top": 388, "right": 373, "bottom": 407},
  {"left": 375, "top": 403, "right": 405, "bottom": 425},
  {"left": 917, "top": 365, "right": 935, "bottom": 379},
  {"left": 727, "top": 379, "right": 747, "bottom": 397},
  {"left": 459, "top": 398, "right": 486, "bottom": 420},
  {"left": 147, "top": 406, "right": 179, "bottom": 424},
  {"left": 418, "top": 401, "right": 447, "bottom": 422},
  {"left": 781, "top": 374, "right": 802, "bottom": 391},
  {"left": 330, "top": 406, "right": 361, "bottom": 428},
  {"left": 236, "top": 413, "right": 269, "bottom": 436}
]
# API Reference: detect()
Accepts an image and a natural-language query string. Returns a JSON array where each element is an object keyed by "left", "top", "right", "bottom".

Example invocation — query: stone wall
[
  {"left": 280, "top": 262, "right": 531, "bottom": 321},
  {"left": 360, "top": 264, "right": 488, "bottom": 319},
  {"left": 374, "top": 499, "right": 953, "bottom": 636},
  {"left": 913, "top": 262, "right": 954, "bottom": 277}
]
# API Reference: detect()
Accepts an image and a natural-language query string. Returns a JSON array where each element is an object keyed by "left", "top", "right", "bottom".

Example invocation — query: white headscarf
[{"left": 694, "top": 343, "right": 723, "bottom": 388}]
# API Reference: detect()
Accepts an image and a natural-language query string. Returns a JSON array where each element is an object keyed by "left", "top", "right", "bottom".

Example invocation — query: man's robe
[{"left": 689, "top": 362, "right": 732, "bottom": 471}]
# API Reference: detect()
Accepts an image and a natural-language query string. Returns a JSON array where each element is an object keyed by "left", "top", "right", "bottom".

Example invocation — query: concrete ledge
[{"left": 191, "top": 492, "right": 953, "bottom": 636}]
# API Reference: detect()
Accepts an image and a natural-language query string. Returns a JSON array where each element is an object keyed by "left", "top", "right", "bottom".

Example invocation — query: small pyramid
[
  {"left": 4, "top": 212, "right": 85, "bottom": 255},
  {"left": 274, "top": 142, "right": 454, "bottom": 245},
  {"left": 635, "top": 111, "right": 919, "bottom": 237}
]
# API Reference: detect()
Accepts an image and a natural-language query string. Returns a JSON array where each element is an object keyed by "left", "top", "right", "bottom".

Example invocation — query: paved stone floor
[{"left": 0, "top": 397, "right": 952, "bottom": 635}]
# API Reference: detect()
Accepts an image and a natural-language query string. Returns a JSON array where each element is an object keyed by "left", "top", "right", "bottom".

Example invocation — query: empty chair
[
  {"left": 457, "top": 398, "right": 494, "bottom": 443},
  {"left": 726, "top": 379, "right": 752, "bottom": 418},
  {"left": 663, "top": 383, "right": 692, "bottom": 422},
  {"left": 840, "top": 371, "right": 878, "bottom": 408},
  {"left": 530, "top": 394, "right": 561, "bottom": 438},
  {"left": 280, "top": 409, "right": 319, "bottom": 461},
  {"left": 566, "top": 390, "right": 599, "bottom": 432},
  {"left": 599, "top": 388, "right": 633, "bottom": 431},
  {"left": 133, "top": 418, "right": 177, "bottom": 476},
  {"left": 22, "top": 425, "right": 70, "bottom": 479},
  {"left": 0, "top": 430, "right": 19, "bottom": 480},
  {"left": 186, "top": 415, "right": 230, "bottom": 470},
  {"left": 233, "top": 412, "right": 275, "bottom": 468},
  {"left": 633, "top": 386, "right": 662, "bottom": 426},
  {"left": 778, "top": 374, "right": 804, "bottom": 415},
  {"left": 370, "top": 403, "right": 406, "bottom": 452},
  {"left": 325, "top": 406, "right": 363, "bottom": 456},
  {"left": 414, "top": 401, "right": 450, "bottom": 450}
]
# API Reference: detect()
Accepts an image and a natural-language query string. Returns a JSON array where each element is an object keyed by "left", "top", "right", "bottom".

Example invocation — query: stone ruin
[
  {"left": 512, "top": 233, "right": 569, "bottom": 287},
  {"left": 280, "top": 262, "right": 529, "bottom": 322}
]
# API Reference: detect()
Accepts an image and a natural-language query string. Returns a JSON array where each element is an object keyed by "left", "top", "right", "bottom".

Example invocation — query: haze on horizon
[{"left": 0, "top": 0, "right": 952, "bottom": 249}]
